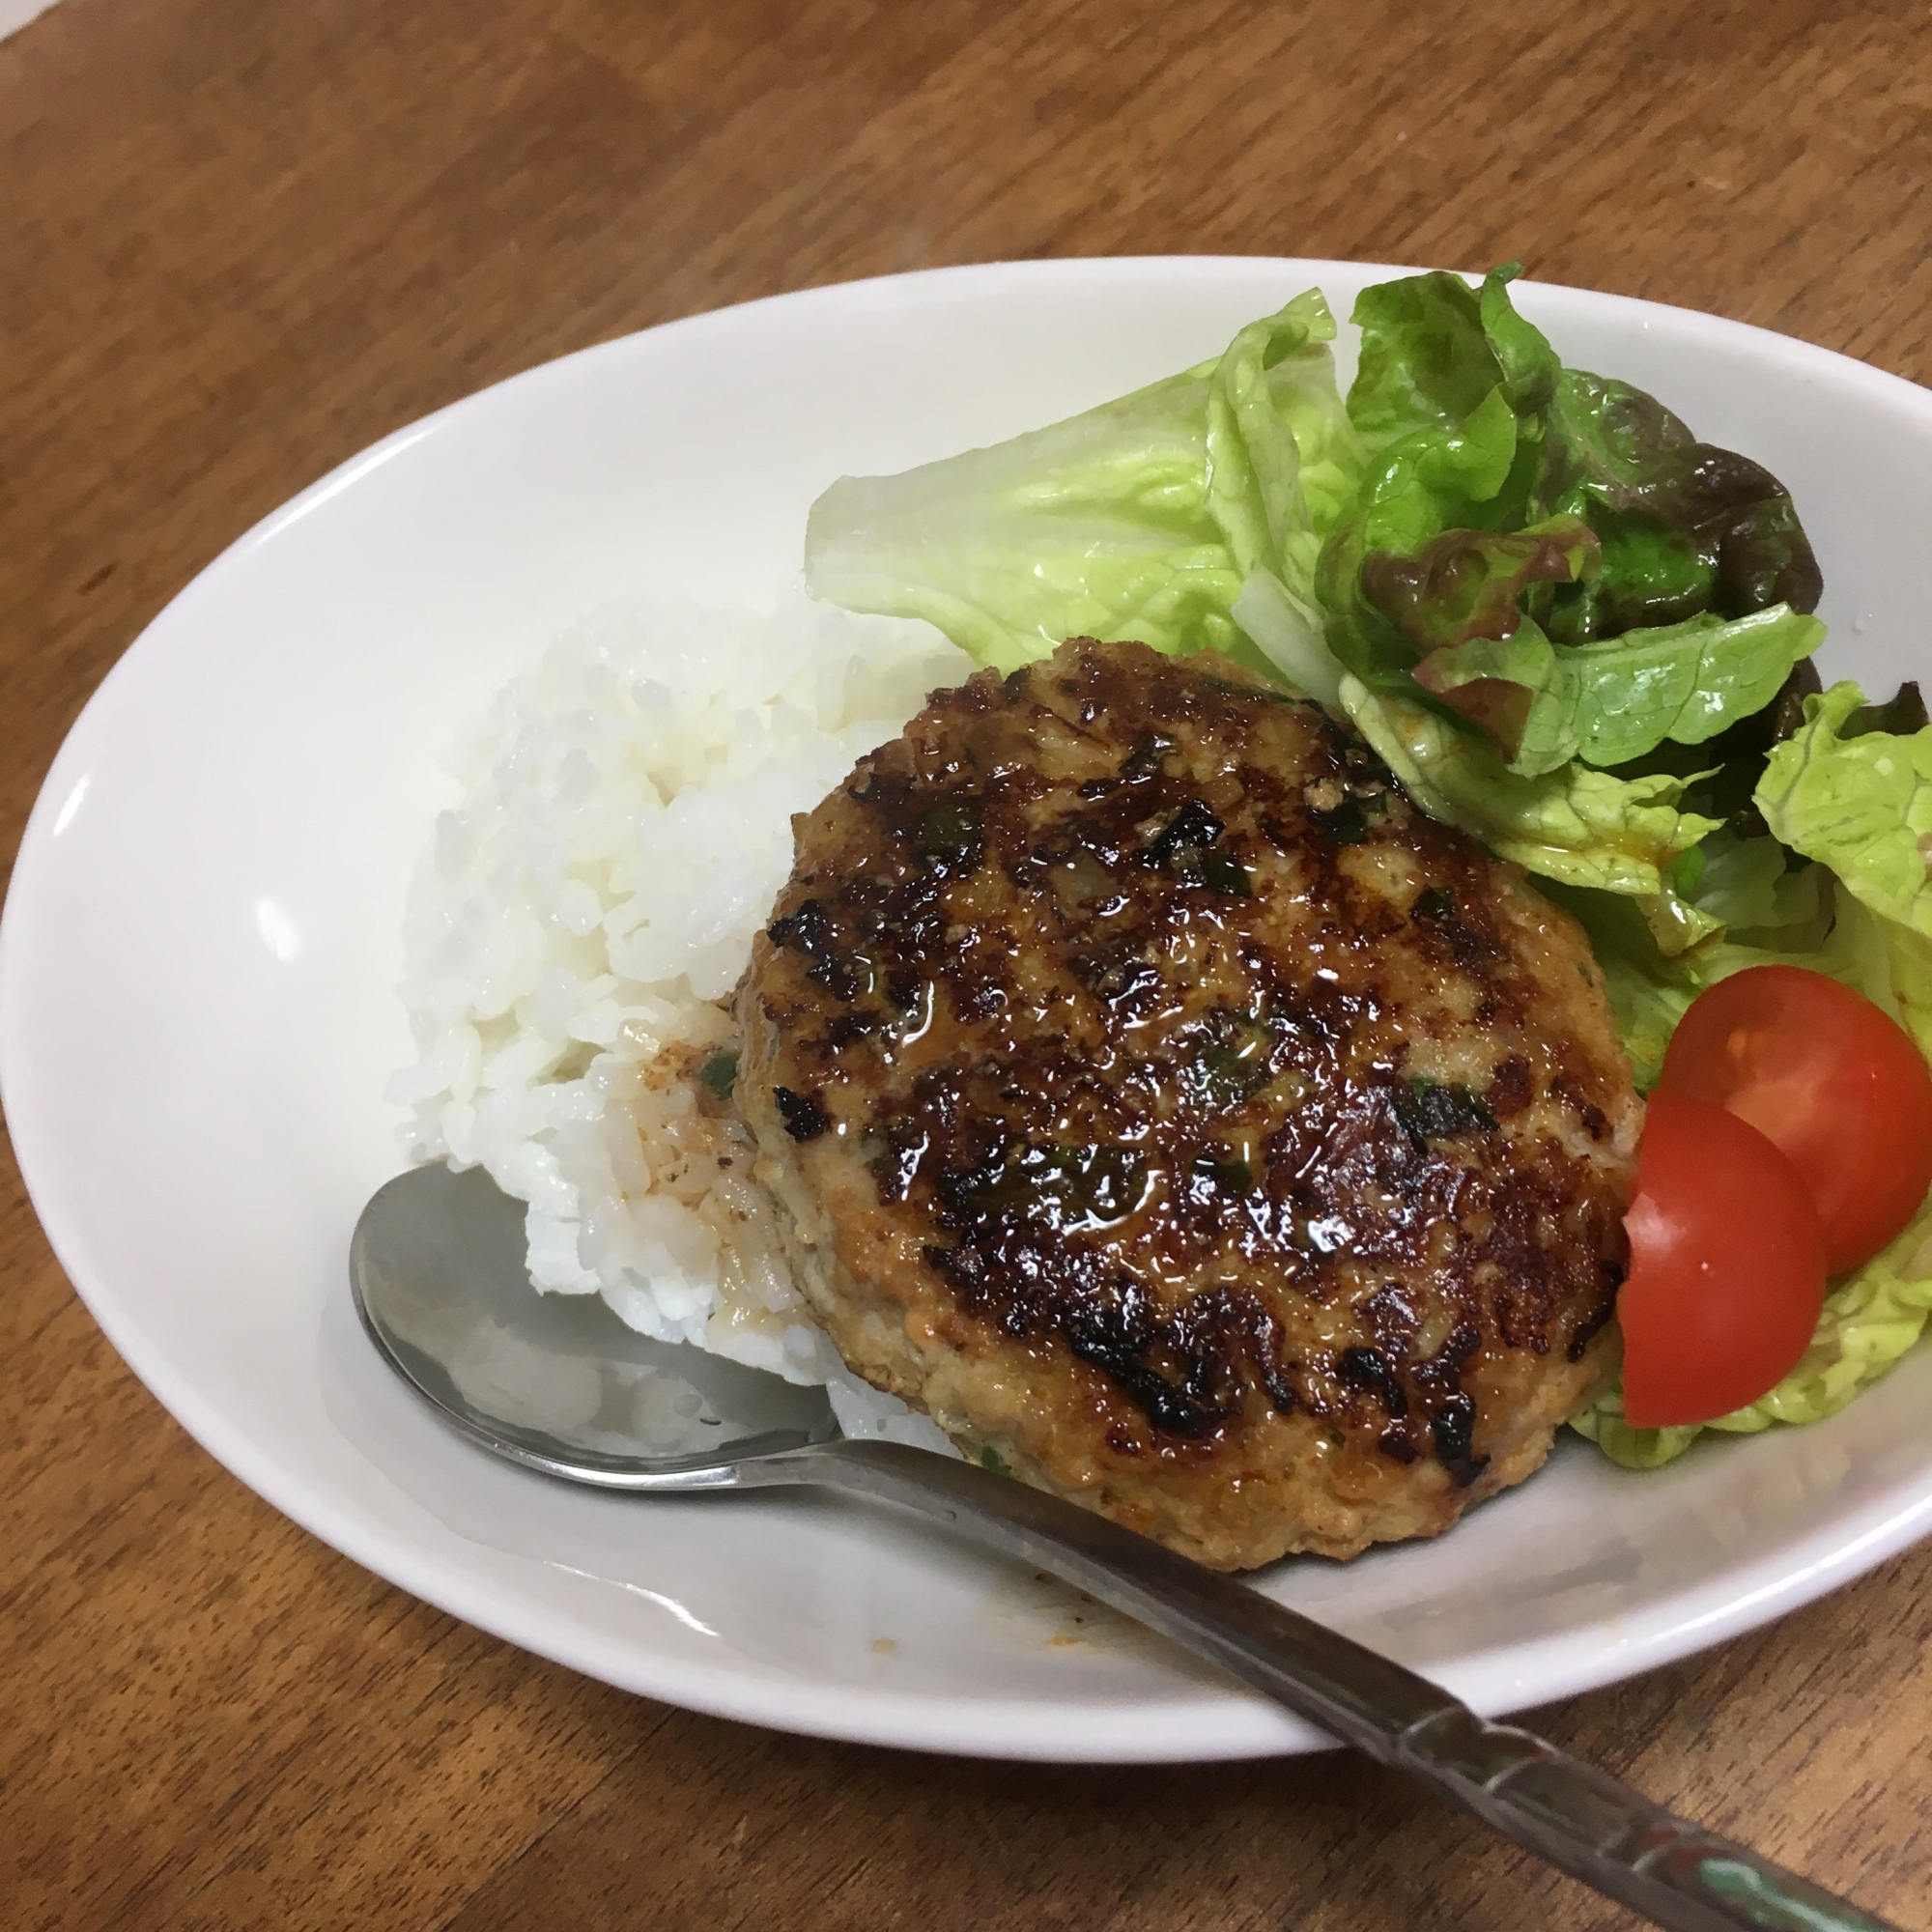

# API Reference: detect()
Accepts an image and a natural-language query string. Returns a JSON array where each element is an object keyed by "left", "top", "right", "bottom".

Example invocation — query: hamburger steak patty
[{"left": 736, "top": 638, "right": 1638, "bottom": 1570}]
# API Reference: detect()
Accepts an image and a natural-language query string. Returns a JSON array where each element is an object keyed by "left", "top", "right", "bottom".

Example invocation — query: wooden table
[{"left": 6, "top": 2, "right": 1931, "bottom": 1926}]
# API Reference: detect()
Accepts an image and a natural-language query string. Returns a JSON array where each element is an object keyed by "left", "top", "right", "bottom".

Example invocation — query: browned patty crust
[{"left": 736, "top": 639, "right": 1637, "bottom": 1570}]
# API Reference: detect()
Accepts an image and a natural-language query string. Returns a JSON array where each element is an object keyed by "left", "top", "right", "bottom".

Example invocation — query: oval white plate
[{"left": 7, "top": 259, "right": 1932, "bottom": 1763}]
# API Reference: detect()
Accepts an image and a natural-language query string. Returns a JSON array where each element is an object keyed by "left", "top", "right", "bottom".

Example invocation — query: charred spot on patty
[{"left": 772, "top": 1087, "right": 831, "bottom": 1142}]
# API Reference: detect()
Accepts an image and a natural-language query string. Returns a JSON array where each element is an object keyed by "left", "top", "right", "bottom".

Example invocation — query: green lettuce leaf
[
  {"left": 1347, "top": 266, "right": 1555, "bottom": 447},
  {"left": 1318, "top": 269, "right": 1541, "bottom": 697},
  {"left": 804, "top": 291, "right": 1363, "bottom": 678},
  {"left": 1548, "top": 844, "right": 1918, "bottom": 1077},
  {"left": 1758, "top": 681, "right": 1932, "bottom": 937},
  {"left": 1413, "top": 614, "right": 1581, "bottom": 776},
  {"left": 1684, "top": 828, "right": 1827, "bottom": 935},
  {"left": 1228, "top": 567, "right": 1344, "bottom": 706},
  {"left": 1339, "top": 674, "right": 1719, "bottom": 906},
  {"left": 1415, "top": 604, "right": 1824, "bottom": 778}
]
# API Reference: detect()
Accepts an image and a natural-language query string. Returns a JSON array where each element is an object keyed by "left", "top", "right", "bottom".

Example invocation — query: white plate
[{"left": 7, "top": 258, "right": 1932, "bottom": 1764}]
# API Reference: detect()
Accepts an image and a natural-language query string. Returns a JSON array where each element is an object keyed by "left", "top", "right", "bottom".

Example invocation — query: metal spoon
[{"left": 352, "top": 1162, "right": 1899, "bottom": 1932}]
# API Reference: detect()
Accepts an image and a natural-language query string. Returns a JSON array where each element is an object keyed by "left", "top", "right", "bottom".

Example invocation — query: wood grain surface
[{"left": 5, "top": 2, "right": 1931, "bottom": 1927}]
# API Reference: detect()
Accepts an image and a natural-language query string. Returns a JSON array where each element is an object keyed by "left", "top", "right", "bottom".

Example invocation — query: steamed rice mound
[{"left": 390, "top": 596, "right": 966, "bottom": 1443}]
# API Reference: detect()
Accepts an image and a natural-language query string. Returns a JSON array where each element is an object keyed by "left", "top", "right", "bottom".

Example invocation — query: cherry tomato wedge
[
  {"left": 1658, "top": 964, "right": 1932, "bottom": 1275},
  {"left": 1620, "top": 1091, "right": 1827, "bottom": 1428}
]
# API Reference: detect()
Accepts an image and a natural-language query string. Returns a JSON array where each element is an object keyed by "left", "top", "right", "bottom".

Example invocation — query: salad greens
[
  {"left": 1317, "top": 270, "right": 1822, "bottom": 764},
  {"left": 1760, "top": 681, "right": 1932, "bottom": 938},
  {"left": 804, "top": 264, "right": 1932, "bottom": 1471},
  {"left": 804, "top": 289, "right": 1360, "bottom": 681},
  {"left": 1338, "top": 674, "right": 1720, "bottom": 903},
  {"left": 1409, "top": 602, "right": 1823, "bottom": 778},
  {"left": 808, "top": 266, "right": 1824, "bottom": 934}
]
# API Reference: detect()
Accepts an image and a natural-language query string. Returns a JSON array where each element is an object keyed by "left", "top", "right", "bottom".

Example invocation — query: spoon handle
[{"left": 745, "top": 1437, "right": 1899, "bottom": 1932}]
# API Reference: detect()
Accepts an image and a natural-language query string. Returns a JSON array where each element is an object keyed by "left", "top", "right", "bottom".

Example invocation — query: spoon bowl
[{"left": 352, "top": 1162, "right": 838, "bottom": 1484}]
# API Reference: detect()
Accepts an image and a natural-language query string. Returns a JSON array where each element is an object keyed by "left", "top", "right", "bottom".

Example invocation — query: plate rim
[{"left": 8, "top": 253, "right": 1932, "bottom": 1763}]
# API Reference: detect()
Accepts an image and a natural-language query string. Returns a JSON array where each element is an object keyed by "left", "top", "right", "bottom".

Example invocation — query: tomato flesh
[
  {"left": 1620, "top": 1091, "right": 1827, "bottom": 1429},
  {"left": 1658, "top": 964, "right": 1932, "bottom": 1274}
]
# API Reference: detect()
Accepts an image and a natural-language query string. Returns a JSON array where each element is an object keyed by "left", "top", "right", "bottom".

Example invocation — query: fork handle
[{"left": 741, "top": 1437, "right": 1901, "bottom": 1932}]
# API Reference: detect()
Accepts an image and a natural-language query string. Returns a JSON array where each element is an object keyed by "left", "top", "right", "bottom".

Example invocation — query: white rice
[{"left": 389, "top": 594, "right": 971, "bottom": 1448}]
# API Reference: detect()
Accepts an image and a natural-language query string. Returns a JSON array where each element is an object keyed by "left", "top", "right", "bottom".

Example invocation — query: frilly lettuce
[
  {"left": 1318, "top": 270, "right": 1544, "bottom": 696},
  {"left": 1681, "top": 827, "right": 1826, "bottom": 936},
  {"left": 804, "top": 290, "right": 1362, "bottom": 681},
  {"left": 1321, "top": 266, "right": 1824, "bottom": 777},
  {"left": 1759, "top": 681, "right": 1932, "bottom": 937},
  {"left": 1539, "top": 367, "right": 1821, "bottom": 639},
  {"left": 1347, "top": 268, "right": 1555, "bottom": 444},
  {"left": 1416, "top": 605, "right": 1824, "bottom": 779},
  {"left": 1520, "top": 828, "right": 1829, "bottom": 1072},
  {"left": 1339, "top": 673, "right": 1719, "bottom": 914}
]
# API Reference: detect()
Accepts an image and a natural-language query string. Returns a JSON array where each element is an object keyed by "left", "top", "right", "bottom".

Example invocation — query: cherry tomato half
[
  {"left": 1620, "top": 1091, "right": 1827, "bottom": 1429},
  {"left": 1658, "top": 964, "right": 1932, "bottom": 1275}
]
